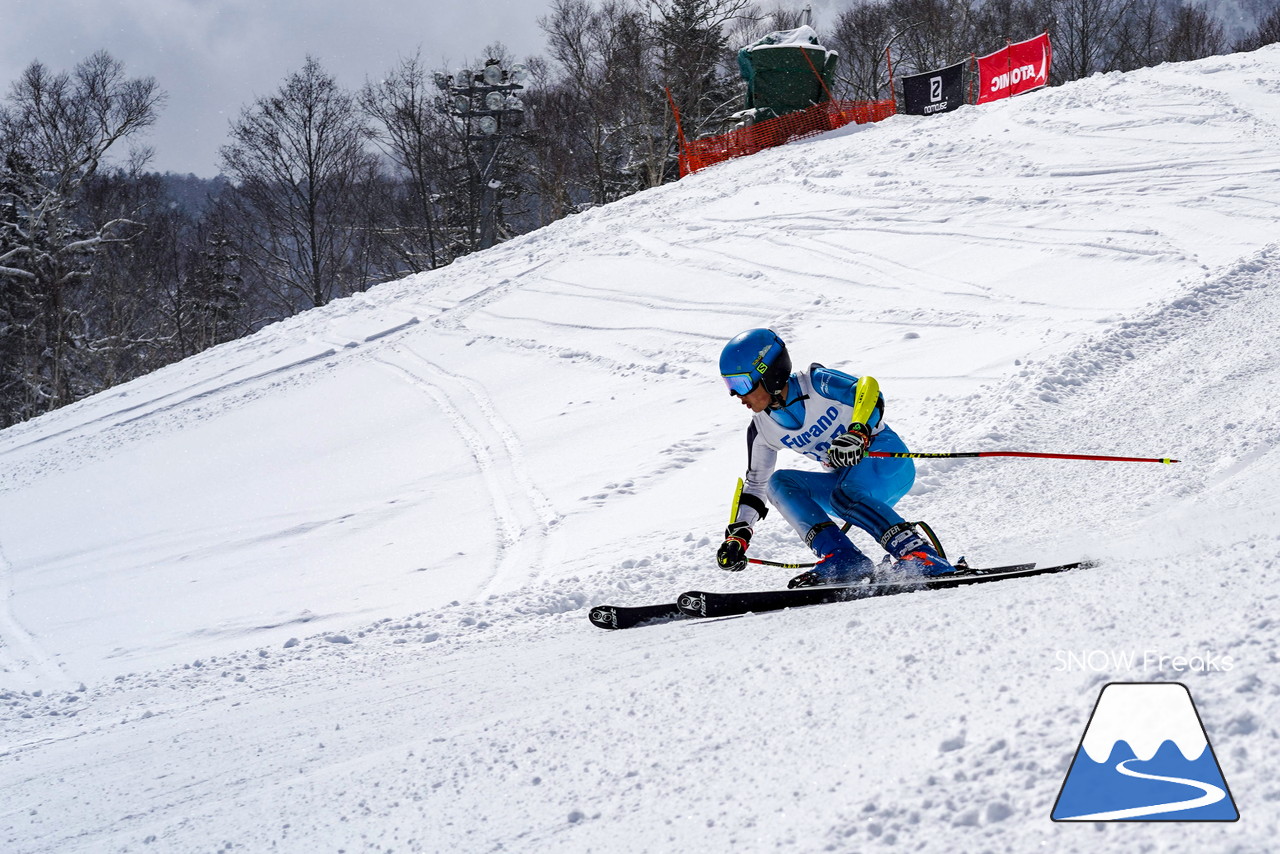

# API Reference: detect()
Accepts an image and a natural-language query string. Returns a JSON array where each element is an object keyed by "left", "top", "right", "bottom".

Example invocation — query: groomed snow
[{"left": 3, "top": 47, "right": 1280, "bottom": 852}]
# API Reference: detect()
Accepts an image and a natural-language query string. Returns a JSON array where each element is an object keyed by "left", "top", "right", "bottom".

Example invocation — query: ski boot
[
  {"left": 879, "top": 521, "right": 955, "bottom": 577},
  {"left": 788, "top": 521, "right": 876, "bottom": 588}
]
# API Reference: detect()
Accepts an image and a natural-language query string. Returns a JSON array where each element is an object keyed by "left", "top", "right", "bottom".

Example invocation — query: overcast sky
[
  {"left": 0, "top": 0, "right": 556, "bottom": 176},
  {"left": 0, "top": 0, "right": 843, "bottom": 177}
]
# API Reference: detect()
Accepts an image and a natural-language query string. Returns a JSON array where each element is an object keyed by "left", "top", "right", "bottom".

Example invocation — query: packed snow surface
[{"left": 4, "top": 47, "right": 1280, "bottom": 852}]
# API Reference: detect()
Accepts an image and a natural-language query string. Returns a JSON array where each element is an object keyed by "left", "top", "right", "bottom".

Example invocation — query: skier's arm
[
  {"left": 850, "top": 376, "right": 881, "bottom": 429},
  {"left": 736, "top": 421, "right": 775, "bottom": 526},
  {"left": 814, "top": 367, "right": 885, "bottom": 468},
  {"left": 718, "top": 423, "right": 775, "bottom": 570},
  {"left": 810, "top": 366, "right": 885, "bottom": 431}
]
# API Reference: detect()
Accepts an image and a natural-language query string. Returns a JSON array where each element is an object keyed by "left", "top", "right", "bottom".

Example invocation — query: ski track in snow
[
  {"left": 0, "top": 341, "right": 339, "bottom": 495},
  {"left": 372, "top": 344, "right": 555, "bottom": 593},
  {"left": 424, "top": 257, "right": 556, "bottom": 331},
  {"left": 0, "top": 540, "right": 67, "bottom": 688}
]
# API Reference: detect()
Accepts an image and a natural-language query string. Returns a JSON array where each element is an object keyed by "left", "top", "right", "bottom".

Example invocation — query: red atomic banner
[{"left": 976, "top": 32, "right": 1052, "bottom": 104}]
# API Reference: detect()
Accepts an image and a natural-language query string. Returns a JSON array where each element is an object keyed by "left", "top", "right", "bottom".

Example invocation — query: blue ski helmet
[{"left": 719, "top": 329, "right": 792, "bottom": 399}]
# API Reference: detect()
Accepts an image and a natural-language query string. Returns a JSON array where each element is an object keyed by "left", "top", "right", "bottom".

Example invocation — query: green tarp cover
[{"left": 737, "top": 25, "right": 839, "bottom": 118}]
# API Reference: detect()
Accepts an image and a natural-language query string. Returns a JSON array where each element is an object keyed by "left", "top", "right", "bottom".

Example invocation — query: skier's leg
[
  {"left": 767, "top": 469, "right": 874, "bottom": 582},
  {"left": 765, "top": 468, "right": 839, "bottom": 535},
  {"left": 827, "top": 426, "right": 916, "bottom": 537},
  {"left": 830, "top": 426, "right": 954, "bottom": 575},
  {"left": 828, "top": 463, "right": 913, "bottom": 539}
]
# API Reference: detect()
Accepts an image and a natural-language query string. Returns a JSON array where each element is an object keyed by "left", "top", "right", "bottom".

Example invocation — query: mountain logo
[{"left": 1052, "top": 682, "right": 1239, "bottom": 821}]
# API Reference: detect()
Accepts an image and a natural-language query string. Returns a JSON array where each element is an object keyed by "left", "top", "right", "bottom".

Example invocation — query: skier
[{"left": 715, "top": 328, "right": 955, "bottom": 587}]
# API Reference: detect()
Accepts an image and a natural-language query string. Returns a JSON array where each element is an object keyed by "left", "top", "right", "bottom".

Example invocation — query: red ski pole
[{"left": 867, "top": 450, "right": 1179, "bottom": 464}]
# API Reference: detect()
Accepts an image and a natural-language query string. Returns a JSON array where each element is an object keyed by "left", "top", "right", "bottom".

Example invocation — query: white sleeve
[{"left": 736, "top": 421, "right": 776, "bottom": 527}]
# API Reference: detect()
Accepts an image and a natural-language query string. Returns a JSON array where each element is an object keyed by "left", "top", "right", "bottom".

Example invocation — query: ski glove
[
  {"left": 826, "top": 423, "right": 871, "bottom": 468},
  {"left": 716, "top": 521, "right": 753, "bottom": 571}
]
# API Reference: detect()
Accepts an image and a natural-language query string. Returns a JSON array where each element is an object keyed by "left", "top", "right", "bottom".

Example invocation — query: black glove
[
  {"left": 826, "top": 423, "right": 871, "bottom": 468},
  {"left": 716, "top": 521, "right": 752, "bottom": 571}
]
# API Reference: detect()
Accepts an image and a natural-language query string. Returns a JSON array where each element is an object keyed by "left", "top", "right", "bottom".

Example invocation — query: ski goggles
[{"left": 722, "top": 372, "right": 760, "bottom": 396}]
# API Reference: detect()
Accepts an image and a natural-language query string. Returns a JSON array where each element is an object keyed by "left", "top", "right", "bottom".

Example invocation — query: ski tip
[
  {"left": 1027, "top": 558, "right": 1101, "bottom": 574},
  {"left": 588, "top": 606, "right": 620, "bottom": 630},
  {"left": 589, "top": 602, "right": 687, "bottom": 630}
]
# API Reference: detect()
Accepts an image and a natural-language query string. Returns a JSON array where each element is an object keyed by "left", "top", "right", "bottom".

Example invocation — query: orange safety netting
[{"left": 677, "top": 98, "right": 897, "bottom": 176}]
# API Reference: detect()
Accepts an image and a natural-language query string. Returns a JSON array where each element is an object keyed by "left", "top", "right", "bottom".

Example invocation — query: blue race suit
[{"left": 731, "top": 363, "right": 916, "bottom": 557}]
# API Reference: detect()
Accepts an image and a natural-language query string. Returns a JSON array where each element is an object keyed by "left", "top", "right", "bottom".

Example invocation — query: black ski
[
  {"left": 587, "top": 561, "right": 1082, "bottom": 629},
  {"left": 589, "top": 602, "right": 685, "bottom": 630},
  {"left": 676, "top": 561, "right": 1095, "bottom": 619}
]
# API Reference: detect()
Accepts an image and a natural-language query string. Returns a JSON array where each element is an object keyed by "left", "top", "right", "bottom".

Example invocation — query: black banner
[{"left": 901, "top": 61, "right": 966, "bottom": 116}]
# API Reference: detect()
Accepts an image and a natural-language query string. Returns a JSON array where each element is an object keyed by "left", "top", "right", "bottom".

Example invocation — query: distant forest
[{"left": 3, "top": 0, "right": 1278, "bottom": 426}]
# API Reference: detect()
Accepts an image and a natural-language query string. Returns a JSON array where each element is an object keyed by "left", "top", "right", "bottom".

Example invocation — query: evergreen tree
[{"left": 0, "top": 52, "right": 162, "bottom": 424}]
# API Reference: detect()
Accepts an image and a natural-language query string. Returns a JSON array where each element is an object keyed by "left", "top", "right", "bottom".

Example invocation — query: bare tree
[
  {"left": 1108, "top": 0, "right": 1168, "bottom": 71},
  {"left": 1234, "top": 3, "right": 1280, "bottom": 50},
  {"left": 361, "top": 52, "right": 458, "bottom": 272},
  {"left": 220, "top": 56, "right": 380, "bottom": 314},
  {"left": 1164, "top": 2, "right": 1226, "bottom": 62},
  {"left": 828, "top": 2, "right": 899, "bottom": 99},
  {"left": 519, "top": 56, "right": 591, "bottom": 223},
  {"left": 1050, "top": 0, "right": 1143, "bottom": 80},
  {"left": 0, "top": 51, "right": 163, "bottom": 423},
  {"left": 886, "top": 0, "right": 978, "bottom": 77},
  {"left": 972, "top": 0, "right": 1048, "bottom": 59},
  {"left": 723, "top": 4, "right": 809, "bottom": 60},
  {"left": 532, "top": 0, "right": 760, "bottom": 196},
  {"left": 536, "top": 0, "right": 651, "bottom": 204},
  {"left": 608, "top": 4, "right": 675, "bottom": 187}
]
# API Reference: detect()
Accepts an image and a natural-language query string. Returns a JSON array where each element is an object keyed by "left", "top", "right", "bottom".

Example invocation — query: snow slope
[{"left": 4, "top": 47, "right": 1280, "bottom": 852}]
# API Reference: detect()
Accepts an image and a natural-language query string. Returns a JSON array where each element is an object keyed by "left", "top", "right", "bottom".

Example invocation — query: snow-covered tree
[{"left": 0, "top": 51, "right": 163, "bottom": 424}]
